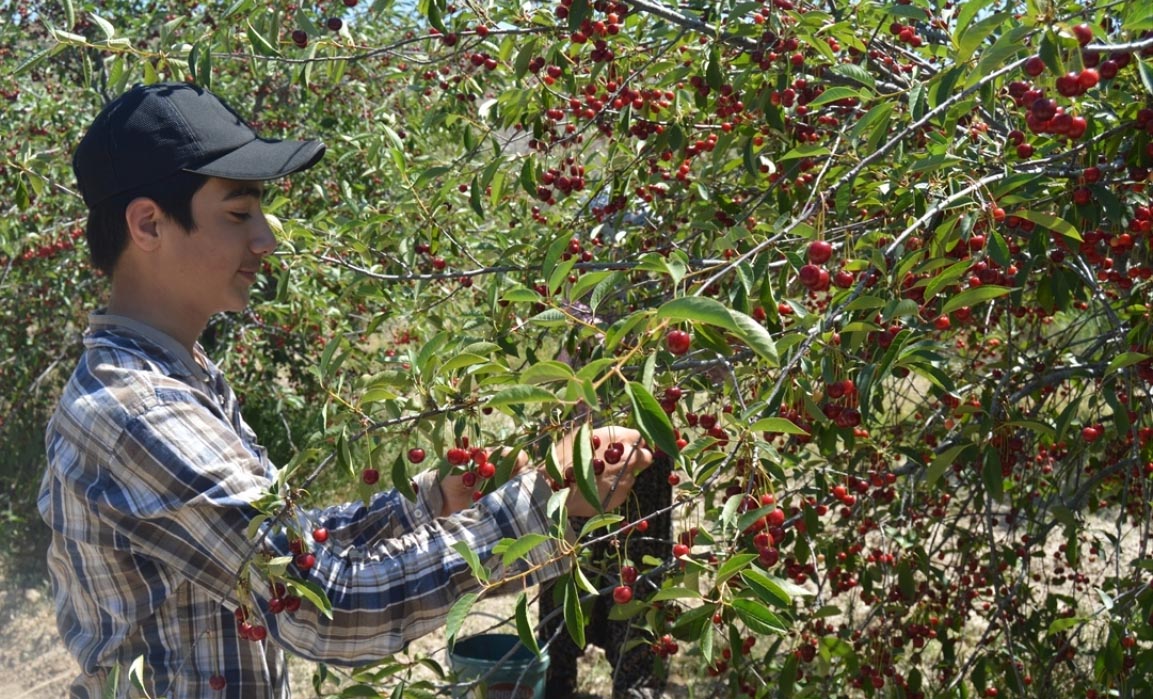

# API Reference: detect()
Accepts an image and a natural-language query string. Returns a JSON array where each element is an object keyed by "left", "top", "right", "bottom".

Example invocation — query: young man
[{"left": 39, "top": 83, "right": 651, "bottom": 698}]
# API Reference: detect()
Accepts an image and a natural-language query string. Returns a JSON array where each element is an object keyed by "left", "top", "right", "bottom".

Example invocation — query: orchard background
[{"left": 3, "top": 0, "right": 1153, "bottom": 697}]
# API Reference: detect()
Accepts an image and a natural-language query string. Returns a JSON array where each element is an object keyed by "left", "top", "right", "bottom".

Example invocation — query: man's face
[{"left": 157, "top": 176, "right": 276, "bottom": 318}]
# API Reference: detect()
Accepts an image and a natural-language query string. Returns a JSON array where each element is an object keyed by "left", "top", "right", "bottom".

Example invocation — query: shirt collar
[{"left": 86, "top": 311, "right": 213, "bottom": 383}]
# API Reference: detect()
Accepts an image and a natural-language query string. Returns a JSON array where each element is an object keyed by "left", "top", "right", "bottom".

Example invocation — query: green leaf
[
  {"left": 336, "top": 430, "right": 354, "bottom": 479},
  {"left": 805, "top": 86, "right": 867, "bottom": 109},
  {"left": 732, "top": 598, "right": 788, "bottom": 634},
  {"left": 971, "top": 24, "right": 1030, "bottom": 86},
  {"left": 956, "top": 12, "right": 1010, "bottom": 64},
  {"left": 141, "top": 59, "right": 160, "bottom": 84},
  {"left": 849, "top": 102, "right": 892, "bottom": 146},
  {"left": 391, "top": 454, "right": 416, "bottom": 501},
  {"left": 716, "top": 553, "right": 758, "bottom": 586},
  {"left": 749, "top": 417, "right": 809, "bottom": 436},
  {"left": 452, "top": 541, "right": 488, "bottom": 583},
  {"left": 779, "top": 144, "right": 831, "bottom": 161},
  {"left": 926, "top": 442, "right": 972, "bottom": 487},
  {"left": 247, "top": 22, "right": 281, "bottom": 57},
  {"left": 625, "top": 382, "right": 680, "bottom": 459},
  {"left": 827, "top": 63, "right": 875, "bottom": 91},
  {"left": 741, "top": 569, "right": 794, "bottom": 608},
  {"left": 729, "top": 310, "right": 778, "bottom": 366},
  {"left": 440, "top": 352, "right": 492, "bottom": 373},
  {"left": 198, "top": 39, "right": 213, "bottom": 89},
  {"left": 650, "top": 586, "right": 705, "bottom": 602},
  {"left": 487, "top": 384, "right": 558, "bottom": 408},
  {"left": 941, "top": 285, "right": 1012, "bottom": 316},
  {"left": 127, "top": 655, "right": 147, "bottom": 691},
  {"left": 563, "top": 575, "right": 586, "bottom": 647},
  {"left": 572, "top": 421, "right": 602, "bottom": 514},
  {"left": 446, "top": 591, "right": 480, "bottom": 644},
  {"left": 1139, "top": 57, "right": 1153, "bottom": 97},
  {"left": 1047, "top": 616, "right": 1086, "bottom": 635},
  {"left": 521, "top": 361, "right": 575, "bottom": 384},
  {"left": 469, "top": 175, "right": 484, "bottom": 217},
  {"left": 577, "top": 513, "right": 623, "bottom": 538},
  {"left": 656, "top": 296, "right": 734, "bottom": 329},
  {"left": 288, "top": 578, "right": 334, "bottom": 619},
  {"left": 706, "top": 44, "right": 723, "bottom": 90},
  {"left": 1124, "top": 1, "right": 1153, "bottom": 32},
  {"left": 1106, "top": 352, "right": 1149, "bottom": 375},
  {"left": 222, "top": 0, "right": 254, "bottom": 19},
  {"left": 89, "top": 12, "right": 116, "bottom": 39},
  {"left": 1038, "top": 28, "right": 1065, "bottom": 76},
  {"left": 501, "top": 285, "right": 543, "bottom": 303},
  {"left": 1011, "top": 209, "right": 1082, "bottom": 241},
  {"left": 515, "top": 592, "right": 542, "bottom": 656}
]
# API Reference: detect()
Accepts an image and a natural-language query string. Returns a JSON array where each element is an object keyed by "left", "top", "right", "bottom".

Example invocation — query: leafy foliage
[{"left": 4, "top": 0, "right": 1153, "bottom": 696}]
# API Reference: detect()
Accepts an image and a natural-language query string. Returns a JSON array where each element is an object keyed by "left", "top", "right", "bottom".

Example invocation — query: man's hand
[
  {"left": 552, "top": 425, "right": 653, "bottom": 518},
  {"left": 438, "top": 447, "right": 531, "bottom": 516}
]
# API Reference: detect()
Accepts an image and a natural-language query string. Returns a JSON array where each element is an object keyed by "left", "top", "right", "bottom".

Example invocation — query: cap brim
[{"left": 187, "top": 137, "right": 326, "bottom": 181}]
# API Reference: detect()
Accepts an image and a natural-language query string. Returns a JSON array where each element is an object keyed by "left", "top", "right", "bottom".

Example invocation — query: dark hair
[{"left": 84, "top": 170, "right": 209, "bottom": 275}]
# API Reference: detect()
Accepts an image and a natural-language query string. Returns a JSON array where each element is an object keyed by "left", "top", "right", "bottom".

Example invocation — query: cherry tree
[{"left": 3, "top": 0, "right": 1153, "bottom": 696}]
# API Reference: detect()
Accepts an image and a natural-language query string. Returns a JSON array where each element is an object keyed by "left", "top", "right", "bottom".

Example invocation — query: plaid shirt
[{"left": 39, "top": 313, "right": 566, "bottom": 698}]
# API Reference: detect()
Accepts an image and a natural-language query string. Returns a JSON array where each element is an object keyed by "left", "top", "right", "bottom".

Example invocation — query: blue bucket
[{"left": 449, "top": 633, "right": 550, "bottom": 699}]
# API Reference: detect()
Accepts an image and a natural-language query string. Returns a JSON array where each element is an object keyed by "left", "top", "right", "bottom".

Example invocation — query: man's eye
[{"left": 230, "top": 212, "right": 252, "bottom": 221}]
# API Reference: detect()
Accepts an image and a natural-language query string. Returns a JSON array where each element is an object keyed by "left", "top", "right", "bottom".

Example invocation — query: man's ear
[{"left": 124, "top": 197, "right": 165, "bottom": 252}]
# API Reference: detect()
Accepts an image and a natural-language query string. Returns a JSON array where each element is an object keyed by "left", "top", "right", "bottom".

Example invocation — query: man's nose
[{"left": 252, "top": 214, "right": 278, "bottom": 257}]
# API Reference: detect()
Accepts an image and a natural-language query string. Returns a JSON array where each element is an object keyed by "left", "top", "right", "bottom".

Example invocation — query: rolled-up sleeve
[{"left": 108, "top": 397, "right": 567, "bottom": 663}]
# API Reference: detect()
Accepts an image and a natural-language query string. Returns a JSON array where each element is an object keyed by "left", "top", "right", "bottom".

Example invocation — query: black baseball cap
[{"left": 73, "top": 82, "right": 325, "bottom": 207}]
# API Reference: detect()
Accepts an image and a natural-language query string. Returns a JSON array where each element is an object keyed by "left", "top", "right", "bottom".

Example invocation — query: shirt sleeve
[
  {"left": 297, "top": 470, "right": 444, "bottom": 550},
  {"left": 107, "top": 396, "right": 569, "bottom": 664}
]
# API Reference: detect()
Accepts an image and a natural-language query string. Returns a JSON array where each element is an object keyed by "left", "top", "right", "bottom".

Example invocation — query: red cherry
[
  {"left": 1071, "top": 23, "right": 1093, "bottom": 46},
  {"left": 621, "top": 565, "right": 638, "bottom": 584},
  {"left": 295, "top": 553, "right": 316, "bottom": 570},
  {"left": 248, "top": 624, "right": 268, "bottom": 641},
  {"left": 1078, "top": 68, "right": 1100, "bottom": 90},
  {"left": 326, "top": 17, "right": 343, "bottom": 32},
  {"left": 446, "top": 447, "right": 471, "bottom": 466},
  {"left": 1072, "top": 187, "right": 1093, "bottom": 206},
  {"left": 672, "top": 542, "right": 690, "bottom": 558},
  {"left": 807, "top": 239, "right": 833, "bottom": 263},
  {"left": 478, "top": 462, "right": 496, "bottom": 479},
  {"left": 666, "top": 329, "right": 692, "bottom": 356},
  {"left": 613, "top": 585, "right": 634, "bottom": 604},
  {"left": 1023, "top": 55, "right": 1045, "bottom": 77},
  {"left": 361, "top": 468, "right": 380, "bottom": 485},
  {"left": 408, "top": 447, "right": 426, "bottom": 464},
  {"left": 291, "top": 30, "right": 308, "bottom": 48},
  {"left": 1067, "top": 116, "right": 1087, "bottom": 139},
  {"left": 209, "top": 674, "right": 227, "bottom": 691},
  {"left": 1081, "top": 426, "right": 1101, "bottom": 442},
  {"left": 798, "top": 263, "right": 823, "bottom": 289},
  {"left": 1056, "top": 73, "right": 1082, "bottom": 97},
  {"left": 311, "top": 527, "right": 328, "bottom": 543}
]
